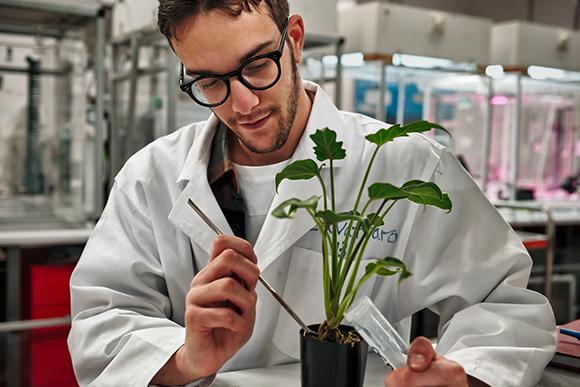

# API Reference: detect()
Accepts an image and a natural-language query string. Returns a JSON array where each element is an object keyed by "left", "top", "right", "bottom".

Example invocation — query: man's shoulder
[{"left": 115, "top": 120, "right": 208, "bottom": 188}]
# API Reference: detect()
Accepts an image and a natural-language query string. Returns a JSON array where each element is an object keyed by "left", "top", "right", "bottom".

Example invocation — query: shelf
[{"left": 0, "top": 0, "right": 103, "bottom": 37}]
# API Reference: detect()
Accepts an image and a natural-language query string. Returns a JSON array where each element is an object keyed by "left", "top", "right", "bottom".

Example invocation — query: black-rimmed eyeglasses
[{"left": 179, "top": 22, "right": 288, "bottom": 108}]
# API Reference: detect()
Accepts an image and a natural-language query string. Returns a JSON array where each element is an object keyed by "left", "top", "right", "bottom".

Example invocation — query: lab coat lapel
[
  {"left": 168, "top": 115, "right": 234, "bottom": 256},
  {"left": 253, "top": 168, "right": 320, "bottom": 272},
  {"left": 254, "top": 83, "right": 346, "bottom": 271}
]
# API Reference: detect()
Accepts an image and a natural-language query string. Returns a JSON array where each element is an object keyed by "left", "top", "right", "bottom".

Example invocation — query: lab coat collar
[
  {"left": 170, "top": 115, "right": 232, "bottom": 256},
  {"left": 176, "top": 114, "right": 220, "bottom": 184},
  {"left": 297, "top": 81, "right": 346, "bottom": 169},
  {"left": 170, "top": 81, "right": 348, "bottom": 269},
  {"left": 168, "top": 163, "right": 235, "bottom": 260}
]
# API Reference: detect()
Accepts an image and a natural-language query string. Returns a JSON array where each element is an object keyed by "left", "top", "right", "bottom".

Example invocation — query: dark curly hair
[{"left": 158, "top": 0, "right": 289, "bottom": 42}]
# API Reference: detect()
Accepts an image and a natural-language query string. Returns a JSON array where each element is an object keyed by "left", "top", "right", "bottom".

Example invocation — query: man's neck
[{"left": 230, "top": 85, "right": 313, "bottom": 166}]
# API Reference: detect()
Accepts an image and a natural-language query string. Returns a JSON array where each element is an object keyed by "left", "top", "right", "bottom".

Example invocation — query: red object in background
[
  {"left": 515, "top": 230, "right": 548, "bottom": 251},
  {"left": 523, "top": 239, "right": 548, "bottom": 250},
  {"left": 21, "top": 263, "right": 78, "bottom": 387}
]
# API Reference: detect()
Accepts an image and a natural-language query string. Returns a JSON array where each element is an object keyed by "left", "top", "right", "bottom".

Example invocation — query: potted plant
[{"left": 272, "top": 121, "right": 452, "bottom": 387}]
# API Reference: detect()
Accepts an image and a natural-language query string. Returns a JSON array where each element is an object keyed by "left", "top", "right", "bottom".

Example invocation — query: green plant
[{"left": 272, "top": 121, "right": 452, "bottom": 342}]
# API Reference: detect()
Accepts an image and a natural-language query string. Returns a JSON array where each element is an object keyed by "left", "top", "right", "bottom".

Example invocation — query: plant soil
[{"left": 305, "top": 324, "right": 362, "bottom": 346}]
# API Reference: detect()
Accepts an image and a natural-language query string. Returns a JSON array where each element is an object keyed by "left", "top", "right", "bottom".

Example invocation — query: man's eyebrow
[{"left": 185, "top": 39, "right": 274, "bottom": 77}]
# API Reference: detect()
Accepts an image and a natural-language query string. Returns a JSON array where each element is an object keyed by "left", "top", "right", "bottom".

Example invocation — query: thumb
[{"left": 407, "top": 336, "right": 436, "bottom": 372}]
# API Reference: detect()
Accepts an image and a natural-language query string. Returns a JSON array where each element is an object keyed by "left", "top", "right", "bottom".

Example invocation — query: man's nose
[{"left": 229, "top": 78, "right": 259, "bottom": 115}]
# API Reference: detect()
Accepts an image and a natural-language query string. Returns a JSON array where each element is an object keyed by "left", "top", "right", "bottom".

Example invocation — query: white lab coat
[{"left": 68, "top": 82, "right": 556, "bottom": 387}]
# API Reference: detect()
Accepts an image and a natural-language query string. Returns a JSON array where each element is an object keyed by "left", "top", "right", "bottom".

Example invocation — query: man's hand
[
  {"left": 152, "top": 235, "right": 260, "bottom": 385},
  {"left": 384, "top": 336, "right": 487, "bottom": 387}
]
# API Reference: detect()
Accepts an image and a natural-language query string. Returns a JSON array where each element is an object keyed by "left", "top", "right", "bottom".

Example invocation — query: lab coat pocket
[{"left": 272, "top": 246, "right": 377, "bottom": 359}]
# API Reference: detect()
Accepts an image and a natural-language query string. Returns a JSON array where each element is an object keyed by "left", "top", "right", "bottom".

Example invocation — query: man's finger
[
  {"left": 189, "top": 277, "right": 257, "bottom": 315},
  {"left": 210, "top": 235, "right": 258, "bottom": 264},
  {"left": 385, "top": 357, "right": 468, "bottom": 387},
  {"left": 407, "top": 336, "right": 437, "bottom": 372},
  {"left": 195, "top": 249, "right": 260, "bottom": 291},
  {"left": 186, "top": 305, "right": 248, "bottom": 333}
]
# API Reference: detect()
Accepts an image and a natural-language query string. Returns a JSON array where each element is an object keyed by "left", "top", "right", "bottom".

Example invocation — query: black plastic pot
[{"left": 300, "top": 324, "right": 368, "bottom": 387}]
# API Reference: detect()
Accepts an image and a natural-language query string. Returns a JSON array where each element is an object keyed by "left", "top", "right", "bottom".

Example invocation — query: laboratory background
[{"left": 1, "top": 0, "right": 580, "bottom": 385}]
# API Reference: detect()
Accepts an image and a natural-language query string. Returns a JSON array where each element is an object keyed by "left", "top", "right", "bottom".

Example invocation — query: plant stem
[
  {"left": 353, "top": 147, "right": 380, "bottom": 215},
  {"left": 329, "top": 160, "right": 339, "bottom": 302},
  {"left": 308, "top": 208, "right": 333, "bottom": 319},
  {"left": 316, "top": 170, "right": 328, "bottom": 211},
  {"left": 342, "top": 199, "right": 393, "bottom": 301},
  {"left": 330, "top": 160, "right": 336, "bottom": 211},
  {"left": 338, "top": 147, "right": 380, "bottom": 263},
  {"left": 343, "top": 200, "right": 372, "bottom": 265},
  {"left": 312, "top": 166, "right": 334, "bottom": 320},
  {"left": 336, "top": 199, "right": 373, "bottom": 290},
  {"left": 334, "top": 200, "right": 399, "bottom": 323},
  {"left": 330, "top": 159, "right": 340, "bottom": 304},
  {"left": 378, "top": 200, "right": 398, "bottom": 222}
]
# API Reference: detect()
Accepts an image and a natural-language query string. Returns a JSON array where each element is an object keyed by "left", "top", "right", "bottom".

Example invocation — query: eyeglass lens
[{"left": 189, "top": 56, "right": 280, "bottom": 106}]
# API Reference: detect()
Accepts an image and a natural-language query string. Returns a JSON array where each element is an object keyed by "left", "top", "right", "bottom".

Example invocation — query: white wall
[
  {"left": 112, "top": 0, "right": 338, "bottom": 38},
  {"left": 350, "top": 0, "right": 579, "bottom": 29}
]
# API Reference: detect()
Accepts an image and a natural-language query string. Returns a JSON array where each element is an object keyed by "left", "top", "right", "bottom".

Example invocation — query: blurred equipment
[
  {"left": 0, "top": 1, "right": 110, "bottom": 386},
  {"left": 337, "top": 2, "right": 493, "bottom": 188},
  {"left": 491, "top": 21, "right": 580, "bottom": 73},
  {"left": 561, "top": 170, "right": 580, "bottom": 194},
  {"left": 24, "top": 56, "right": 42, "bottom": 194},
  {"left": 340, "top": 1, "right": 492, "bottom": 65},
  {"left": 0, "top": 0, "right": 109, "bottom": 225},
  {"left": 484, "top": 19, "right": 580, "bottom": 201}
]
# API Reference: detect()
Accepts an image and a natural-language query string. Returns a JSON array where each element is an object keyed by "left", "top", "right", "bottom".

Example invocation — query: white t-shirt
[{"left": 232, "top": 159, "right": 291, "bottom": 246}]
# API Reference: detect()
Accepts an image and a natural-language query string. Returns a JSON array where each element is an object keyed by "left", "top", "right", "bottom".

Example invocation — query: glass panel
[
  {"left": 488, "top": 75, "right": 580, "bottom": 201},
  {"left": 0, "top": 34, "right": 91, "bottom": 229},
  {"left": 337, "top": 61, "right": 490, "bottom": 187}
]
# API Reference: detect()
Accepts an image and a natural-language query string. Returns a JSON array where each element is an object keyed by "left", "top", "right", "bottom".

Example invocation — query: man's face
[{"left": 172, "top": 9, "right": 303, "bottom": 158}]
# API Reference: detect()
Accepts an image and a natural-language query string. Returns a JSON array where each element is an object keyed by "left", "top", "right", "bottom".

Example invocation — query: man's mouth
[{"left": 238, "top": 113, "right": 271, "bottom": 130}]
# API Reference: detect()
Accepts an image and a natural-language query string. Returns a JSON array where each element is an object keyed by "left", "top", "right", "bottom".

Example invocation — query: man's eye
[
  {"left": 197, "top": 78, "right": 220, "bottom": 90},
  {"left": 245, "top": 59, "right": 270, "bottom": 73}
]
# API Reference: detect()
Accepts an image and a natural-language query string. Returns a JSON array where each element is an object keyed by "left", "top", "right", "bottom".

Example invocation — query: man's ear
[{"left": 287, "top": 14, "right": 305, "bottom": 64}]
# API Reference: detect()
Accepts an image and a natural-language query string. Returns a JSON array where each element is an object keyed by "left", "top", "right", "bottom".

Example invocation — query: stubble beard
[{"left": 229, "top": 59, "right": 300, "bottom": 154}]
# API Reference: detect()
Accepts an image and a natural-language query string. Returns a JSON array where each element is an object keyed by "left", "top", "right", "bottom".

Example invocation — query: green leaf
[
  {"left": 271, "top": 196, "right": 320, "bottom": 219},
  {"left": 365, "top": 257, "right": 412, "bottom": 283},
  {"left": 367, "top": 183, "right": 408, "bottom": 201},
  {"left": 368, "top": 180, "right": 452, "bottom": 212},
  {"left": 361, "top": 213, "right": 385, "bottom": 234},
  {"left": 365, "top": 124, "right": 401, "bottom": 147},
  {"left": 365, "top": 120, "right": 448, "bottom": 147},
  {"left": 315, "top": 210, "right": 362, "bottom": 227},
  {"left": 402, "top": 120, "right": 448, "bottom": 135},
  {"left": 275, "top": 159, "right": 320, "bottom": 192},
  {"left": 310, "top": 127, "right": 347, "bottom": 162},
  {"left": 401, "top": 180, "right": 452, "bottom": 211}
]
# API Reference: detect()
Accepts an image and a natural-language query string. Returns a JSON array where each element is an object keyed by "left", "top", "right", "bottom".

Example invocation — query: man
[{"left": 68, "top": 1, "right": 556, "bottom": 386}]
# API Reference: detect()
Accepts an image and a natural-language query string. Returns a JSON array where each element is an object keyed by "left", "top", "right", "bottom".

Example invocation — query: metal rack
[
  {"left": 109, "top": 26, "right": 179, "bottom": 180},
  {"left": 0, "top": 0, "right": 108, "bottom": 219},
  {"left": 301, "top": 33, "right": 345, "bottom": 109},
  {"left": 0, "top": 2, "right": 109, "bottom": 385}
]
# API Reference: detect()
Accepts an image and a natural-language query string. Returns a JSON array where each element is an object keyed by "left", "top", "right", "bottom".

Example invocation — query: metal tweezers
[{"left": 187, "top": 198, "right": 315, "bottom": 335}]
